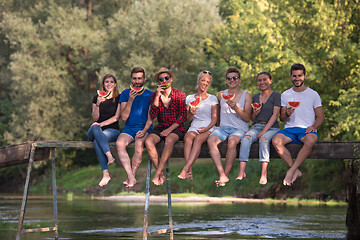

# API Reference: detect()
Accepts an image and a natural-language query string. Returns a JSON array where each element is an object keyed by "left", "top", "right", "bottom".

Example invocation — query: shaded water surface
[{"left": 0, "top": 197, "right": 346, "bottom": 239}]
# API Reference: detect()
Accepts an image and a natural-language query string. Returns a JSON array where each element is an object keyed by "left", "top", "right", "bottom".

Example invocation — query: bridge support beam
[{"left": 346, "top": 159, "right": 360, "bottom": 240}]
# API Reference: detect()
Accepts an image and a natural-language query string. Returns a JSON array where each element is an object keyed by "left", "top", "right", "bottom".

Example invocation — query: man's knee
[
  {"left": 228, "top": 137, "right": 240, "bottom": 148},
  {"left": 272, "top": 135, "right": 283, "bottom": 147},
  {"left": 302, "top": 134, "right": 317, "bottom": 146}
]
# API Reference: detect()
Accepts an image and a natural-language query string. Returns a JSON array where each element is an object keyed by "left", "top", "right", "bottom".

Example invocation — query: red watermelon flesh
[
  {"left": 221, "top": 93, "right": 235, "bottom": 101},
  {"left": 251, "top": 102, "right": 263, "bottom": 109},
  {"left": 97, "top": 90, "right": 111, "bottom": 98},
  {"left": 130, "top": 85, "right": 144, "bottom": 93},
  {"left": 189, "top": 97, "right": 202, "bottom": 108},
  {"left": 287, "top": 101, "right": 301, "bottom": 109}
]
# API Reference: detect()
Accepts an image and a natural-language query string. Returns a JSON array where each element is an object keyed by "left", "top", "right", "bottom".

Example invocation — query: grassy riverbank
[{"left": 21, "top": 157, "right": 346, "bottom": 201}]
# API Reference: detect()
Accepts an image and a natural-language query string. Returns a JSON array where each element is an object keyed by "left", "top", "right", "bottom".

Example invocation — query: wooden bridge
[{"left": 1, "top": 140, "right": 359, "bottom": 240}]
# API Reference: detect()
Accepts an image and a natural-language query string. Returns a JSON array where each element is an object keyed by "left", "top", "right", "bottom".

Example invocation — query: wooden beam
[{"left": 0, "top": 141, "right": 359, "bottom": 169}]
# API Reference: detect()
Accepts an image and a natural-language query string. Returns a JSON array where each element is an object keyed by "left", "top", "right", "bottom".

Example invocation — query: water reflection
[{"left": 0, "top": 197, "right": 346, "bottom": 239}]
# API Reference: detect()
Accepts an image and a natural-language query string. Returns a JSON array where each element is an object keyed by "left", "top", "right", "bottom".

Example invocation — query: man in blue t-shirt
[{"left": 116, "top": 67, "right": 153, "bottom": 189}]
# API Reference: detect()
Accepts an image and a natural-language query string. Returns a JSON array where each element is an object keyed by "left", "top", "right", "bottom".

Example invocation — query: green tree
[
  {"left": 207, "top": 0, "right": 360, "bottom": 140},
  {"left": 101, "top": 0, "right": 223, "bottom": 94},
  {"left": 1, "top": 3, "right": 106, "bottom": 143}
]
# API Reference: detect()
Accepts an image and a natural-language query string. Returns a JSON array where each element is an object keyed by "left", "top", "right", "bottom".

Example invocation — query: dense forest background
[{"left": 0, "top": 0, "right": 359, "bottom": 194}]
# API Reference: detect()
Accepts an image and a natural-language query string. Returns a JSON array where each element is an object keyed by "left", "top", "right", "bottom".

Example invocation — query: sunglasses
[
  {"left": 159, "top": 76, "right": 170, "bottom": 82},
  {"left": 226, "top": 76, "right": 239, "bottom": 81},
  {"left": 201, "top": 70, "right": 213, "bottom": 76}
]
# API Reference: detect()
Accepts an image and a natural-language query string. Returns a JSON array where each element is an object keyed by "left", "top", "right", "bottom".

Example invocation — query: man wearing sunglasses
[
  {"left": 207, "top": 67, "right": 252, "bottom": 187},
  {"left": 145, "top": 67, "right": 187, "bottom": 185}
]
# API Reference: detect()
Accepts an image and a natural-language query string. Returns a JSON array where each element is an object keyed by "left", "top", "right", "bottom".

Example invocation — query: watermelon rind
[
  {"left": 251, "top": 102, "right": 263, "bottom": 109},
  {"left": 221, "top": 93, "right": 235, "bottom": 101},
  {"left": 97, "top": 90, "right": 111, "bottom": 98},
  {"left": 130, "top": 85, "right": 144, "bottom": 93},
  {"left": 161, "top": 83, "right": 171, "bottom": 89},
  {"left": 287, "top": 101, "right": 301, "bottom": 109},
  {"left": 189, "top": 97, "right": 202, "bottom": 108}
]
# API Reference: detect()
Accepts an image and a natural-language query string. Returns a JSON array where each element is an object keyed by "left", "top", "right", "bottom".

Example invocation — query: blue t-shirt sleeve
[{"left": 119, "top": 89, "right": 130, "bottom": 103}]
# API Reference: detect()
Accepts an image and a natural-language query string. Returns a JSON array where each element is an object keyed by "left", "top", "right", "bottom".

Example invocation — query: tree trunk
[{"left": 346, "top": 159, "right": 360, "bottom": 240}]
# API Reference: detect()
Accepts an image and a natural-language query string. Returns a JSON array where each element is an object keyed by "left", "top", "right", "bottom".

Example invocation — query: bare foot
[
  {"left": 186, "top": 172, "right": 193, "bottom": 181},
  {"left": 236, "top": 172, "right": 246, "bottom": 181},
  {"left": 126, "top": 178, "right": 137, "bottom": 189},
  {"left": 291, "top": 169, "right": 302, "bottom": 184},
  {"left": 283, "top": 169, "right": 295, "bottom": 186},
  {"left": 159, "top": 173, "right": 166, "bottom": 185},
  {"left": 259, "top": 176, "right": 267, "bottom": 185},
  {"left": 178, "top": 170, "right": 187, "bottom": 179},
  {"left": 123, "top": 179, "right": 128, "bottom": 186},
  {"left": 215, "top": 175, "right": 229, "bottom": 187},
  {"left": 107, "top": 157, "right": 115, "bottom": 166},
  {"left": 152, "top": 176, "right": 162, "bottom": 185},
  {"left": 99, "top": 175, "right": 111, "bottom": 187}
]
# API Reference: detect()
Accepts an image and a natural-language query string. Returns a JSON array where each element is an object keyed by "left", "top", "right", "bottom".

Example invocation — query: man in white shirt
[{"left": 272, "top": 63, "right": 324, "bottom": 186}]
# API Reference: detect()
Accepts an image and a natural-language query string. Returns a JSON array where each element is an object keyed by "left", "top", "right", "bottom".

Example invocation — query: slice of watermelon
[
  {"left": 287, "top": 101, "right": 301, "bottom": 109},
  {"left": 221, "top": 93, "right": 235, "bottom": 101},
  {"left": 189, "top": 97, "right": 202, "bottom": 108},
  {"left": 130, "top": 85, "right": 145, "bottom": 93},
  {"left": 160, "top": 83, "right": 171, "bottom": 89},
  {"left": 251, "top": 102, "right": 263, "bottom": 109},
  {"left": 97, "top": 90, "right": 111, "bottom": 98}
]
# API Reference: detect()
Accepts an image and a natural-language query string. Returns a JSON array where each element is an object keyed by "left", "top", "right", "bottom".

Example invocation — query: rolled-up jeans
[
  {"left": 239, "top": 123, "right": 279, "bottom": 162},
  {"left": 87, "top": 125, "right": 120, "bottom": 170}
]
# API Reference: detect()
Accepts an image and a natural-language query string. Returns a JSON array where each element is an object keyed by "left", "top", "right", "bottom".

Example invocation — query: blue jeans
[
  {"left": 239, "top": 123, "right": 279, "bottom": 162},
  {"left": 87, "top": 125, "right": 120, "bottom": 170}
]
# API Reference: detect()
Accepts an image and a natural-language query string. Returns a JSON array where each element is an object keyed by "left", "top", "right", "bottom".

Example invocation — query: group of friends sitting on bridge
[{"left": 87, "top": 63, "right": 324, "bottom": 189}]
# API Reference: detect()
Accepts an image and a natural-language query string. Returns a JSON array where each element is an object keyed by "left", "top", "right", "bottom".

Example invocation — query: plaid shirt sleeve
[
  {"left": 149, "top": 92, "right": 159, "bottom": 120},
  {"left": 174, "top": 90, "right": 187, "bottom": 126}
]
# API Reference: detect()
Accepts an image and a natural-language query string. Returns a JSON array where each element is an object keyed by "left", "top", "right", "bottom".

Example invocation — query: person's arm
[
  {"left": 306, "top": 106, "right": 324, "bottom": 133},
  {"left": 136, "top": 111, "right": 153, "bottom": 138},
  {"left": 149, "top": 93, "right": 159, "bottom": 120},
  {"left": 91, "top": 96, "right": 105, "bottom": 121},
  {"left": 257, "top": 106, "right": 280, "bottom": 138},
  {"left": 186, "top": 105, "right": 195, "bottom": 121},
  {"left": 120, "top": 90, "right": 137, "bottom": 121},
  {"left": 174, "top": 91, "right": 187, "bottom": 127},
  {"left": 216, "top": 92, "right": 223, "bottom": 126},
  {"left": 91, "top": 103, "right": 121, "bottom": 128},
  {"left": 280, "top": 106, "right": 294, "bottom": 122},
  {"left": 229, "top": 92, "right": 252, "bottom": 122}
]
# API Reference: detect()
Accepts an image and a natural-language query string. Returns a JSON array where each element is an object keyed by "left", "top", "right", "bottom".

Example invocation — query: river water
[{"left": 0, "top": 197, "right": 346, "bottom": 239}]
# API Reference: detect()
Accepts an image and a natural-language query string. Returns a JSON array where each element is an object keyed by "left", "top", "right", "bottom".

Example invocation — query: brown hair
[
  {"left": 102, "top": 73, "right": 119, "bottom": 102},
  {"left": 225, "top": 67, "right": 241, "bottom": 79}
]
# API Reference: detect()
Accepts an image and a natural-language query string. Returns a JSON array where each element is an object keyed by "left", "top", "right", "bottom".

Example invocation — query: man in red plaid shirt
[{"left": 145, "top": 67, "right": 187, "bottom": 185}]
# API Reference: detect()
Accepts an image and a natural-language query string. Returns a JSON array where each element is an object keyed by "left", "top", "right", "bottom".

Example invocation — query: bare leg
[
  {"left": 99, "top": 169, "right": 111, "bottom": 187},
  {"left": 179, "top": 132, "right": 197, "bottom": 179},
  {"left": 179, "top": 132, "right": 210, "bottom": 180},
  {"left": 236, "top": 161, "right": 247, "bottom": 180},
  {"left": 207, "top": 135, "right": 229, "bottom": 186},
  {"left": 105, "top": 151, "right": 115, "bottom": 165},
  {"left": 152, "top": 133, "right": 179, "bottom": 185},
  {"left": 259, "top": 162, "right": 268, "bottom": 185},
  {"left": 132, "top": 134, "right": 147, "bottom": 177},
  {"left": 224, "top": 135, "right": 241, "bottom": 176},
  {"left": 116, "top": 134, "right": 137, "bottom": 188},
  {"left": 285, "top": 134, "right": 318, "bottom": 185}
]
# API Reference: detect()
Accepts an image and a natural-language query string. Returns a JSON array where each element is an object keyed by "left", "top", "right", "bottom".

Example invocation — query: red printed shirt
[{"left": 149, "top": 88, "right": 187, "bottom": 132}]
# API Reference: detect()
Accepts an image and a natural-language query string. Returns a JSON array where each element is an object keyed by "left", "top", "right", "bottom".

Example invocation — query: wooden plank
[
  {"left": 157, "top": 141, "right": 360, "bottom": 159},
  {"left": 0, "top": 142, "right": 50, "bottom": 168},
  {"left": 0, "top": 141, "right": 359, "bottom": 169}
]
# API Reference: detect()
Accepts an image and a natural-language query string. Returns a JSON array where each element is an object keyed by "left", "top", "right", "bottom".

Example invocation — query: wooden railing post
[{"left": 346, "top": 159, "right": 360, "bottom": 240}]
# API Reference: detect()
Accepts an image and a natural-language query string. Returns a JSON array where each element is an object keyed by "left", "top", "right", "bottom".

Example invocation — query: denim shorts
[
  {"left": 210, "top": 126, "right": 247, "bottom": 142},
  {"left": 277, "top": 127, "right": 318, "bottom": 144}
]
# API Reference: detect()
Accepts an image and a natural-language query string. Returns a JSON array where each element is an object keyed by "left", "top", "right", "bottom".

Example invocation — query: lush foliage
[{"left": 0, "top": 0, "right": 358, "bottom": 175}]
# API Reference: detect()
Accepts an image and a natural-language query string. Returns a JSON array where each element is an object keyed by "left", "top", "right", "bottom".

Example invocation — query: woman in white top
[{"left": 178, "top": 70, "right": 219, "bottom": 180}]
